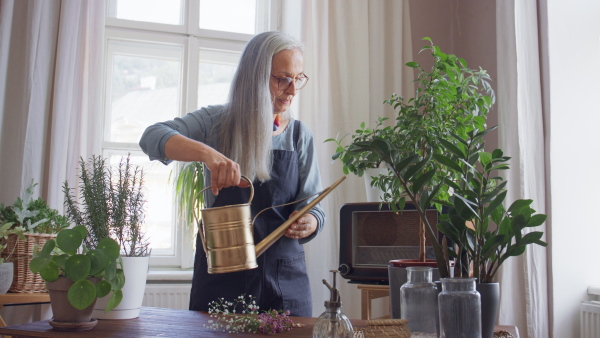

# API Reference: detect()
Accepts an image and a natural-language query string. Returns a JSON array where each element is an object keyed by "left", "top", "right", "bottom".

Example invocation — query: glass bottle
[
  {"left": 313, "top": 270, "right": 353, "bottom": 338},
  {"left": 400, "top": 266, "right": 438, "bottom": 337},
  {"left": 438, "top": 278, "right": 481, "bottom": 338}
]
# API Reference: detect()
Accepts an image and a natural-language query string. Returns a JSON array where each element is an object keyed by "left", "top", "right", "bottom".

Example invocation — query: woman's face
[{"left": 270, "top": 48, "right": 304, "bottom": 115}]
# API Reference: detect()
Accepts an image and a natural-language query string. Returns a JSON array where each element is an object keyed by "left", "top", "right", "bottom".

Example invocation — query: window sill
[{"left": 147, "top": 269, "right": 193, "bottom": 283}]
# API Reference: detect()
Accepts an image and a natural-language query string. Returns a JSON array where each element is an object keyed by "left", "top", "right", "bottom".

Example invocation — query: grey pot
[
  {"left": 0, "top": 262, "right": 14, "bottom": 294},
  {"left": 476, "top": 282, "right": 500, "bottom": 338}
]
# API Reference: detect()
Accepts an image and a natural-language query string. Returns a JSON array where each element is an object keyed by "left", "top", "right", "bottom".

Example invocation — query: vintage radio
[{"left": 337, "top": 202, "right": 442, "bottom": 284}]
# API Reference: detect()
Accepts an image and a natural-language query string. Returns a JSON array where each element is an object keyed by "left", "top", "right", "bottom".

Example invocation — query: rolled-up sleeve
[{"left": 139, "top": 106, "right": 220, "bottom": 164}]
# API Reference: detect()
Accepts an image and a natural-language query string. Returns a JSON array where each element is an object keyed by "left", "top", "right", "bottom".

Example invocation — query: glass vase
[
  {"left": 313, "top": 305, "right": 353, "bottom": 338},
  {"left": 438, "top": 278, "right": 481, "bottom": 338},
  {"left": 400, "top": 266, "right": 438, "bottom": 337}
]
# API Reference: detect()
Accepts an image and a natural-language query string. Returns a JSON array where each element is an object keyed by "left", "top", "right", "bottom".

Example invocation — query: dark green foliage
[{"left": 327, "top": 38, "right": 546, "bottom": 282}]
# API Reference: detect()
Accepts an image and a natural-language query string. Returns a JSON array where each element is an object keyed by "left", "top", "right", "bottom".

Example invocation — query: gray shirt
[{"left": 139, "top": 105, "right": 325, "bottom": 243}]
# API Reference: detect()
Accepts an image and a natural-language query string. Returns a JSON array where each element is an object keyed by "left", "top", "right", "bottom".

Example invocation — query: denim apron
[{"left": 189, "top": 120, "right": 312, "bottom": 317}]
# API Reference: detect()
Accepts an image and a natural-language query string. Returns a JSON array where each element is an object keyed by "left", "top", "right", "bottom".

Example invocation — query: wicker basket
[
  {"left": 1, "top": 233, "right": 55, "bottom": 293},
  {"left": 354, "top": 319, "right": 411, "bottom": 338}
]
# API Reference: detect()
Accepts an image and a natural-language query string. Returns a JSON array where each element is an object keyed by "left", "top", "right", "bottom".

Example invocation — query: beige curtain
[
  {"left": 295, "top": 0, "right": 413, "bottom": 318},
  {"left": 0, "top": 0, "right": 104, "bottom": 210},
  {"left": 497, "top": 1, "right": 549, "bottom": 337}
]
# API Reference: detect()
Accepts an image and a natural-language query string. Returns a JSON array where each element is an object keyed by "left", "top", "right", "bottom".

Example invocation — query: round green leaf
[
  {"left": 105, "top": 289, "right": 123, "bottom": 313},
  {"left": 104, "top": 259, "right": 117, "bottom": 281},
  {"left": 52, "top": 254, "right": 70, "bottom": 270},
  {"left": 111, "top": 269, "right": 126, "bottom": 291},
  {"left": 38, "top": 239, "right": 56, "bottom": 257},
  {"left": 64, "top": 254, "right": 91, "bottom": 282},
  {"left": 71, "top": 225, "right": 88, "bottom": 238},
  {"left": 96, "top": 238, "right": 120, "bottom": 260},
  {"left": 56, "top": 229, "right": 83, "bottom": 254},
  {"left": 68, "top": 279, "right": 97, "bottom": 310},
  {"left": 29, "top": 256, "right": 52, "bottom": 273},
  {"left": 95, "top": 280, "right": 112, "bottom": 298},
  {"left": 86, "top": 249, "right": 108, "bottom": 276},
  {"left": 39, "top": 261, "right": 60, "bottom": 282}
]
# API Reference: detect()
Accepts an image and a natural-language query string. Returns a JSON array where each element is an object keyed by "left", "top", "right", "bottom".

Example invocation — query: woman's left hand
[{"left": 285, "top": 211, "right": 317, "bottom": 240}]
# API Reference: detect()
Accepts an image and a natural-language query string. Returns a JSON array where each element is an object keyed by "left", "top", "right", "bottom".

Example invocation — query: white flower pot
[
  {"left": 364, "top": 167, "right": 390, "bottom": 202},
  {"left": 93, "top": 256, "right": 150, "bottom": 319},
  {"left": 0, "top": 262, "right": 14, "bottom": 294}
]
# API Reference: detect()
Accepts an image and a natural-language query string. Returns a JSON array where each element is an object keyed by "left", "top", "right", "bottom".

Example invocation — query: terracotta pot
[{"left": 46, "top": 277, "right": 99, "bottom": 326}]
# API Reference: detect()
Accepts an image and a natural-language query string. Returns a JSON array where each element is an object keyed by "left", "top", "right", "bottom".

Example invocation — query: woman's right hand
[
  {"left": 203, "top": 149, "right": 249, "bottom": 195},
  {"left": 164, "top": 134, "right": 249, "bottom": 195}
]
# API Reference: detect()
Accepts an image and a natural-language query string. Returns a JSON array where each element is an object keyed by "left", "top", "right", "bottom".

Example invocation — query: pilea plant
[{"left": 29, "top": 225, "right": 124, "bottom": 311}]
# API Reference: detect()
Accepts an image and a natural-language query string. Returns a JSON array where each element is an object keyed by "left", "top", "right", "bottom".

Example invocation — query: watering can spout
[
  {"left": 254, "top": 175, "right": 346, "bottom": 257},
  {"left": 197, "top": 176, "right": 346, "bottom": 274}
]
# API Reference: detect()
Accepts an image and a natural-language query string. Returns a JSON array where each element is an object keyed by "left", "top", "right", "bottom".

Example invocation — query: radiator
[
  {"left": 582, "top": 285, "right": 600, "bottom": 338},
  {"left": 142, "top": 284, "right": 192, "bottom": 310}
]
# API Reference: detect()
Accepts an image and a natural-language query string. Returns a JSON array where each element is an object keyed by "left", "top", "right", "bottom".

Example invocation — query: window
[{"left": 103, "top": 0, "right": 277, "bottom": 268}]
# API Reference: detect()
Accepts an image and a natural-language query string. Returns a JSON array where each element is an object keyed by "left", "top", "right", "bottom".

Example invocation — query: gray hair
[{"left": 217, "top": 31, "right": 304, "bottom": 182}]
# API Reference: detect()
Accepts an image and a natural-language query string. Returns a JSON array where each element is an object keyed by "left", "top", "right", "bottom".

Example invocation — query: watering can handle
[{"left": 198, "top": 175, "right": 254, "bottom": 204}]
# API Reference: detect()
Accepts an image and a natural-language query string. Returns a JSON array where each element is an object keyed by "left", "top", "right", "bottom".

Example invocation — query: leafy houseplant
[
  {"left": 63, "top": 155, "right": 150, "bottom": 257},
  {"left": 172, "top": 161, "right": 205, "bottom": 229},
  {"left": 0, "top": 180, "right": 69, "bottom": 234},
  {"left": 0, "top": 222, "right": 25, "bottom": 265},
  {"left": 328, "top": 38, "right": 496, "bottom": 278},
  {"left": 327, "top": 38, "right": 547, "bottom": 281},
  {"left": 29, "top": 225, "right": 124, "bottom": 312}
]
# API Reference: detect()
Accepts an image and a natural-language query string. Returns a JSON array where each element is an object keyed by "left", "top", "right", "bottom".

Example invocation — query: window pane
[
  {"left": 106, "top": 152, "right": 176, "bottom": 256},
  {"left": 108, "top": 0, "right": 183, "bottom": 25},
  {"left": 198, "top": 50, "right": 240, "bottom": 108},
  {"left": 107, "top": 40, "right": 182, "bottom": 144},
  {"left": 200, "top": 0, "right": 256, "bottom": 34}
]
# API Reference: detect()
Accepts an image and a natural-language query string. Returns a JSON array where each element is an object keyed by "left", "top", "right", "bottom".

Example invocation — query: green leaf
[
  {"left": 508, "top": 199, "right": 533, "bottom": 213},
  {"left": 105, "top": 289, "right": 123, "bottom": 313},
  {"left": 96, "top": 280, "right": 112, "bottom": 298},
  {"left": 97, "top": 238, "right": 121, "bottom": 260},
  {"left": 527, "top": 214, "right": 547, "bottom": 228},
  {"left": 433, "top": 153, "right": 463, "bottom": 173},
  {"left": 71, "top": 225, "right": 88, "bottom": 239},
  {"left": 29, "top": 256, "right": 52, "bottom": 273},
  {"left": 56, "top": 229, "right": 83, "bottom": 255},
  {"left": 87, "top": 249, "right": 109, "bottom": 276},
  {"left": 412, "top": 169, "right": 436, "bottom": 195},
  {"left": 482, "top": 191, "right": 507, "bottom": 219},
  {"left": 104, "top": 259, "right": 117, "bottom": 281},
  {"left": 68, "top": 279, "right": 97, "bottom": 310},
  {"left": 405, "top": 62, "right": 419, "bottom": 68},
  {"left": 519, "top": 231, "right": 547, "bottom": 246},
  {"left": 52, "top": 254, "right": 70, "bottom": 270},
  {"left": 404, "top": 153, "right": 432, "bottom": 180},
  {"left": 39, "top": 262, "right": 60, "bottom": 282},
  {"left": 38, "top": 239, "right": 56, "bottom": 257},
  {"left": 393, "top": 154, "right": 418, "bottom": 173},
  {"left": 439, "top": 138, "right": 466, "bottom": 158},
  {"left": 64, "top": 254, "right": 91, "bottom": 282}
]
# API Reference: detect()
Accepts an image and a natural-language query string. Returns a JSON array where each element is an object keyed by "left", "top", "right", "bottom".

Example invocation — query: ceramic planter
[
  {"left": 0, "top": 262, "right": 13, "bottom": 294},
  {"left": 476, "top": 282, "right": 500, "bottom": 338},
  {"left": 93, "top": 255, "right": 150, "bottom": 319}
]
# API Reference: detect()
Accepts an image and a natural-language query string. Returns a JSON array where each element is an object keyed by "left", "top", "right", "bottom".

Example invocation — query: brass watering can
[{"left": 196, "top": 176, "right": 346, "bottom": 274}]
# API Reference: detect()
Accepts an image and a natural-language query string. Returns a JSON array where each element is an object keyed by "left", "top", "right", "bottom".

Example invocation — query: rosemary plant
[{"left": 63, "top": 155, "right": 150, "bottom": 257}]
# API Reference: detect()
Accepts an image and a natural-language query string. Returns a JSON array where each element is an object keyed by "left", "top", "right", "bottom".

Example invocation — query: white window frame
[{"left": 102, "top": 0, "right": 282, "bottom": 269}]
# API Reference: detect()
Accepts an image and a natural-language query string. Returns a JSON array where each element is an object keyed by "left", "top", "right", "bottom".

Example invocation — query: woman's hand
[
  {"left": 164, "top": 134, "right": 249, "bottom": 195},
  {"left": 285, "top": 211, "right": 317, "bottom": 240}
]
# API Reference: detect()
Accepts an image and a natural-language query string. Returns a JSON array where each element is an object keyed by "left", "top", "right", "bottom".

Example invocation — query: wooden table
[
  {"left": 0, "top": 293, "right": 50, "bottom": 327},
  {"left": 0, "top": 307, "right": 367, "bottom": 337}
]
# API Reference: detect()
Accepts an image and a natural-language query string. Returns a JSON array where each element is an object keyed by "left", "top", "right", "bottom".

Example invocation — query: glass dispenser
[{"left": 312, "top": 270, "right": 353, "bottom": 338}]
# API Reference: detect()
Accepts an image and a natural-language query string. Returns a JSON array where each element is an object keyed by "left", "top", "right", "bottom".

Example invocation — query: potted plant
[
  {"left": 327, "top": 37, "right": 496, "bottom": 278},
  {"left": 63, "top": 154, "right": 150, "bottom": 319},
  {"left": 29, "top": 225, "right": 123, "bottom": 331},
  {"left": 328, "top": 38, "right": 547, "bottom": 337},
  {"left": 172, "top": 161, "right": 205, "bottom": 229},
  {"left": 0, "top": 221, "right": 26, "bottom": 294},
  {"left": 0, "top": 180, "right": 70, "bottom": 293}
]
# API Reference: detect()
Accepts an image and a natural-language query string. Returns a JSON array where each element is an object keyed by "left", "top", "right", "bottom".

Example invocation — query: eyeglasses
[{"left": 271, "top": 74, "right": 309, "bottom": 90}]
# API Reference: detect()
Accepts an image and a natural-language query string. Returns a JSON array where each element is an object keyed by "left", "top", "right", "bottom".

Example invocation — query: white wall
[{"left": 546, "top": 0, "right": 600, "bottom": 337}]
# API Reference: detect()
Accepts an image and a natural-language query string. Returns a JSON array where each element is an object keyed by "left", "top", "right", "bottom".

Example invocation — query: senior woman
[{"left": 139, "top": 31, "right": 324, "bottom": 317}]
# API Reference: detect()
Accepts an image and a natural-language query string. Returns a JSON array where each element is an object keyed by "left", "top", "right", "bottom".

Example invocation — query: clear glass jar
[
  {"left": 312, "top": 303, "right": 353, "bottom": 338},
  {"left": 400, "top": 266, "right": 438, "bottom": 337},
  {"left": 438, "top": 278, "right": 481, "bottom": 338}
]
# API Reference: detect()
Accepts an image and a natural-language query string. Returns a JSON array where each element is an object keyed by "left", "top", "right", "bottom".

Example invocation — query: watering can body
[{"left": 197, "top": 176, "right": 346, "bottom": 274}]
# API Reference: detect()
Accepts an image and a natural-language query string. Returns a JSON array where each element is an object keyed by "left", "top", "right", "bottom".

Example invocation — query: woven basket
[
  {"left": 354, "top": 319, "right": 411, "bottom": 338},
  {"left": 1, "top": 233, "right": 55, "bottom": 293}
]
